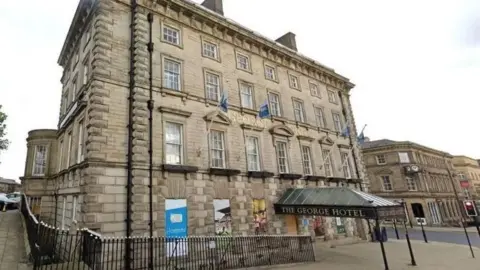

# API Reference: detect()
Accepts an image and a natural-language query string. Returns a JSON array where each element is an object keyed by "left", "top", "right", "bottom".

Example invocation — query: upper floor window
[
  {"left": 289, "top": 75, "right": 300, "bottom": 89},
  {"left": 163, "top": 59, "right": 181, "bottom": 91},
  {"left": 72, "top": 79, "right": 77, "bottom": 101},
  {"left": 202, "top": 41, "right": 218, "bottom": 59},
  {"left": 66, "top": 131, "right": 73, "bottom": 168},
  {"left": 58, "top": 140, "right": 64, "bottom": 171},
  {"left": 240, "top": 82, "right": 254, "bottom": 109},
  {"left": 85, "top": 27, "right": 91, "bottom": 45},
  {"left": 341, "top": 152, "right": 352, "bottom": 179},
  {"left": 265, "top": 65, "right": 276, "bottom": 81},
  {"left": 165, "top": 122, "right": 183, "bottom": 165},
  {"left": 210, "top": 130, "right": 226, "bottom": 168},
  {"left": 398, "top": 152, "right": 410, "bottom": 163},
  {"left": 82, "top": 59, "right": 89, "bottom": 85},
  {"left": 322, "top": 150, "right": 333, "bottom": 177},
  {"left": 406, "top": 177, "right": 417, "bottom": 191},
  {"left": 275, "top": 141, "right": 289, "bottom": 173},
  {"left": 77, "top": 120, "right": 85, "bottom": 163},
  {"left": 293, "top": 100, "right": 305, "bottom": 122},
  {"left": 376, "top": 154, "right": 386, "bottom": 165},
  {"left": 74, "top": 53, "right": 79, "bottom": 67},
  {"left": 310, "top": 83, "right": 320, "bottom": 97},
  {"left": 162, "top": 25, "right": 180, "bottom": 45},
  {"left": 205, "top": 72, "right": 221, "bottom": 101},
  {"left": 62, "top": 92, "right": 68, "bottom": 114},
  {"left": 332, "top": 112, "right": 342, "bottom": 132},
  {"left": 246, "top": 136, "right": 260, "bottom": 171},
  {"left": 314, "top": 107, "right": 325, "bottom": 128},
  {"left": 301, "top": 145, "right": 313, "bottom": 175},
  {"left": 268, "top": 92, "right": 281, "bottom": 117},
  {"left": 236, "top": 53, "right": 250, "bottom": 71},
  {"left": 32, "top": 145, "right": 47, "bottom": 176},
  {"left": 381, "top": 176, "right": 393, "bottom": 191},
  {"left": 328, "top": 90, "right": 337, "bottom": 103}
]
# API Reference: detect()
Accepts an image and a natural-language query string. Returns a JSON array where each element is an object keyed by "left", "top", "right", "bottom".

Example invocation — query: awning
[{"left": 273, "top": 187, "right": 406, "bottom": 220}]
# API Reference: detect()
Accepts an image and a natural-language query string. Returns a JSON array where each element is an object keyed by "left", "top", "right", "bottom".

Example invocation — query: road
[{"left": 385, "top": 227, "right": 480, "bottom": 247}]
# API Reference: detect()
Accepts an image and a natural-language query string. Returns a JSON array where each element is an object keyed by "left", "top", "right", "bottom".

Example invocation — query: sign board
[
  {"left": 165, "top": 199, "right": 188, "bottom": 257},
  {"left": 460, "top": 181, "right": 470, "bottom": 188}
]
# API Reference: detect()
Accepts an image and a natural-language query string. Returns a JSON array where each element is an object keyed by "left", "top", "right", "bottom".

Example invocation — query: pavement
[
  {"left": 0, "top": 211, "right": 30, "bottom": 270},
  {"left": 385, "top": 227, "right": 480, "bottom": 247}
]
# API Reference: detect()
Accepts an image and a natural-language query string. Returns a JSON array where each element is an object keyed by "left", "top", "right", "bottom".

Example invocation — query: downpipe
[{"left": 147, "top": 12, "right": 154, "bottom": 270}]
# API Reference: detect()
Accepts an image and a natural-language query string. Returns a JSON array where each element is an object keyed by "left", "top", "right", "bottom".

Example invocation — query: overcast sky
[{"left": 0, "top": 0, "right": 479, "bottom": 181}]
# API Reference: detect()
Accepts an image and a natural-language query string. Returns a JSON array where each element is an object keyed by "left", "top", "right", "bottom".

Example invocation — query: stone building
[
  {"left": 0, "top": 177, "right": 20, "bottom": 193},
  {"left": 452, "top": 155, "right": 480, "bottom": 200},
  {"left": 20, "top": 0, "right": 369, "bottom": 242},
  {"left": 362, "top": 139, "right": 464, "bottom": 226}
]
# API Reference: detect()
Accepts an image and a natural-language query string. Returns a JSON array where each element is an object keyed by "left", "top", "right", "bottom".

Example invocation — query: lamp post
[{"left": 400, "top": 200, "right": 417, "bottom": 266}]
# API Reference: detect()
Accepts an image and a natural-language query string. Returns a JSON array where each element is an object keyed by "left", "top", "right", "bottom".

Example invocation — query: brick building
[
  {"left": 452, "top": 155, "right": 480, "bottom": 200},
  {"left": 21, "top": 0, "right": 369, "bottom": 242},
  {"left": 362, "top": 139, "right": 464, "bottom": 226}
]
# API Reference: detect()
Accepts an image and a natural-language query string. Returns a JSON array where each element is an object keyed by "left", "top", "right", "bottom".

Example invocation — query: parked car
[
  {"left": 6, "top": 192, "right": 21, "bottom": 203},
  {"left": 0, "top": 193, "right": 19, "bottom": 210}
]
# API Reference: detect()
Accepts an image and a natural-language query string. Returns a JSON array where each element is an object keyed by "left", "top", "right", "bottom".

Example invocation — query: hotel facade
[{"left": 21, "top": 0, "right": 369, "bottom": 242}]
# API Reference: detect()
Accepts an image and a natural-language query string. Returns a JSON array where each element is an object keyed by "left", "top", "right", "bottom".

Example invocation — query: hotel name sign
[{"left": 274, "top": 204, "right": 406, "bottom": 220}]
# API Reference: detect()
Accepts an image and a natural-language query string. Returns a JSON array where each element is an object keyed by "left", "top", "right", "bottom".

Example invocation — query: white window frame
[
  {"left": 162, "top": 25, "right": 180, "bottom": 45},
  {"left": 322, "top": 150, "right": 333, "bottom": 177},
  {"left": 58, "top": 140, "right": 64, "bottom": 171},
  {"left": 398, "top": 152, "right": 410, "bottom": 163},
  {"left": 376, "top": 155, "right": 386, "bottom": 165},
  {"left": 202, "top": 41, "right": 218, "bottom": 59},
  {"left": 82, "top": 60, "right": 89, "bottom": 85},
  {"left": 382, "top": 176, "right": 393, "bottom": 191},
  {"left": 205, "top": 72, "right": 221, "bottom": 101},
  {"left": 210, "top": 130, "right": 226, "bottom": 168},
  {"left": 66, "top": 131, "right": 72, "bottom": 168},
  {"left": 72, "top": 196, "right": 77, "bottom": 222},
  {"left": 268, "top": 92, "right": 281, "bottom": 117},
  {"left": 314, "top": 106, "right": 325, "bottom": 128},
  {"left": 32, "top": 145, "right": 48, "bottom": 176},
  {"left": 72, "top": 79, "right": 77, "bottom": 102},
  {"left": 406, "top": 177, "right": 417, "bottom": 191},
  {"left": 77, "top": 120, "right": 85, "bottom": 163},
  {"left": 275, "top": 141, "right": 289, "bottom": 173},
  {"left": 265, "top": 65, "right": 276, "bottom": 81},
  {"left": 310, "top": 83, "right": 320, "bottom": 97},
  {"left": 293, "top": 100, "right": 305, "bottom": 122},
  {"left": 236, "top": 53, "right": 250, "bottom": 71},
  {"left": 301, "top": 145, "right": 313, "bottom": 175},
  {"left": 165, "top": 122, "right": 184, "bottom": 165},
  {"left": 341, "top": 152, "right": 352, "bottom": 179},
  {"left": 290, "top": 75, "right": 299, "bottom": 89},
  {"left": 62, "top": 92, "right": 68, "bottom": 114},
  {"left": 246, "top": 136, "right": 260, "bottom": 171},
  {"left": 240, "top": 82, "right": 254, "bottom": 109},
  {"left": 74, "top": 53, "right": 79, "bottom": 66},
  {"left": 163, "top": 58, "right": 182, "bottom": 91},
  {"left": 61, "top": 196, "right": 67, "bottom": 230},
  {"left": 328, "top": 90, "right": 337, "bottom": 103},
  {"left": 332, "top": 112, "right": 342, "bottom": 132},
  {"left": 85, "top": 27, "right": 91, "bottom": 45}
]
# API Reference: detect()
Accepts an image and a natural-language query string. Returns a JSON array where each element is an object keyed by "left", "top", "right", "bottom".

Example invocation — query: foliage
[{"left": 0, "top": 105, "right": 9, "bottom": 151}]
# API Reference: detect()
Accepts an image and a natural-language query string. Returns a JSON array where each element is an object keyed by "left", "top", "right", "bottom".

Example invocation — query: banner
[
  {"left": 165, "top": 199, "right": 188, "bottom": 257},
  {"left": 214, "top": 199, "right": 232, "bottom": 235},
  {"left": 253, "top": 199, "right": 267, "bottom": 234}
]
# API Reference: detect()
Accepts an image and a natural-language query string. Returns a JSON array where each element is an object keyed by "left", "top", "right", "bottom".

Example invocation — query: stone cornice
[
  {"left": 144, "top": 0, "right": 354, "bottom": 92},
  {"left": 362, "top": 142, "right": 452, "bottom": 158}
]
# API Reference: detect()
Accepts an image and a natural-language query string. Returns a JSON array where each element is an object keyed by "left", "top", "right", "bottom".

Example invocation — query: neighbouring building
[
  {"left": 21, "top": 0, "right": 369, "bottom": 244},
  {"left": 452, "top": 155, "right": 480, "bottom": 200},
  {"left": 0, "top": 177, "right": 20, "bottom": 193},
  {"left": 362, "top": 139, "right": 464, "bottom": 227}
]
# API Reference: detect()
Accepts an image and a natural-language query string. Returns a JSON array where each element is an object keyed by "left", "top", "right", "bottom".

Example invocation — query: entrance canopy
[{"left": 274, "top": 187, "right": 406, "bottom": 220}]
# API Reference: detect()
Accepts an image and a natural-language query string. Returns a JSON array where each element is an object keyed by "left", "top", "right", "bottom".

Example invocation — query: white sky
[{"left": 0, "top": 0, "right": 479, "bottom": 181}]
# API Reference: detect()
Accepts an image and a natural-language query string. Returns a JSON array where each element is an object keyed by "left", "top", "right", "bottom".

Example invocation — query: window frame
[
  {"left": 239, "top": 81, "right": 255, "bottom": 109},
  {"left": 322, "top": 149, "right": 333, "bottom": 177},
  {"left": 292, "top": 98, "right": 306, "bottom": 123},
  {"left": 341, "top": 152, "right": 352, "bottom": 179},
  {"left": 264, "top": 64, "right": 277, "bottom": 82},
  {"left": 301, "top": 145, "right": 313, "bottom": 175},
  {"left": 58, "top": 139, "right": 64, "bottom": 171},
  {"left": 381, "top": 175, "right": 393, "bottom": 191},
  {"left": 289, "top": 74, "right": 300, "bottom": 90},
  {"left": 61, "top": 196, "right": 67, "bottom": 230},
  {"left": 162, "top": 56, "right": 183, "bottom": 91},
  {"left": 77, "top": 119, "right": 85, "bottom": 163},
  {"left": 406, "top": 177, "right": 417, "bottom": 191},
  {"left": 71, "top": 77, "right": 77, "bottom": 102},
  {"left": 72, "top": 196, "right": 78, "bottom": 222},
  {"left": 164, "top": 121, "right": 184, "bottom": 165},
  {"left": 332, "top": 112, "right": 342, "bottom": 132},
  {"left": 161, "top": 23, "right": 182, "bottom": 47},
  {"left": 267, "top": 91, "right": 282, "bottom": 117},
  {"left": 275, "top": 140, "right": 290, "bottom": 173},
  {"left": 66, "top": 131, "right": 73, "bottom": 169},
  {"left": 32, "top": 145, "right": 48, "bottom": 176},
  {"left": 313, "top": 106, "right": 326, "bottom": 128},
  {"left": 376, "top": 155, "right": 386, "bottom": 165},
  {"left": 209, "top": 130, "right": 227, "bottom": 169},
  {"left": 82, "top": 57, "right": 89, "bottom": 85},
  {"left": 398, "top": 152, "right": 410, "bottom": 163},
  {"left": 201, "top": 39, "right": 219, "bottom": 61},
  {"left": 310, "top": 82, "right": 321, "bottom": 98},
  {"left": 245, "top": 135, "right": 261, "bottom": 171},
  {"left": 204, "top": 69, "right": 223, "bottom": 102},
  {"left": 327, "top": 90, "right": 338, "bottom": 104},
  {"left": 235, "top": 51, "right": 251, "bottom": 72}
]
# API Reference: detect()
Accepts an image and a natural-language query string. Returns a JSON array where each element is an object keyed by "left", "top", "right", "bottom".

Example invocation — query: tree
[{"left": 0, "top": 105, "right": 9, "bottom": 151}]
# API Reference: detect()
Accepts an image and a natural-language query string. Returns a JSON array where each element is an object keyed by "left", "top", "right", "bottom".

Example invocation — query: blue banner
[{"left": 165, "top": 199, "right": 188, "bottom": 257}]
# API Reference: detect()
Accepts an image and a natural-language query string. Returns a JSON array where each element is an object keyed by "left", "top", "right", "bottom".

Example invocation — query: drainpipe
[
  {"left": 147, "top": 12, "right": 154, "bottom": 270},
  {"left": 126, "top": 0, "right": 137, "bottom": 269}
]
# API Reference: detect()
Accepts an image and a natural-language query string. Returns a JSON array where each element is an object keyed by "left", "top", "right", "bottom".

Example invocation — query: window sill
[
  {"left": 160, "top": 88, "right": 189, "bottom": 100},
  {"left": 271, "top": 116, "right": 288, "bottom": 123},
  {"left": 209, "top": 168, "right": 241, "bottom": 176},
  {"left": 295, "top": 121, "right": 309, "bottom": 129},
  {"left": 279, "top": 173, "right": 302, "bottom": 180},
  {"left": 247, "top": 171, "right": 274, "bottom": 179},
  {"left": 304, "top": 175, "right": 326, "bottom": 181},
  {"left": 162, "top": 164, "right": 199, "bottom": 174}
]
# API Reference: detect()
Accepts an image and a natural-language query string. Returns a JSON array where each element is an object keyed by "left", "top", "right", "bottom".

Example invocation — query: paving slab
[{"left": 0, "top": 211, "right": 31, "bottom": 270}]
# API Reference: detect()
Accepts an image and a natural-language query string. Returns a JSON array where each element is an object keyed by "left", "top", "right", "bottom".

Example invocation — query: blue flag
[
  {"left": 257, "top": 100, "right": 270, "bottom": 119},
  {"left": 341, "top": 123, "right": 350, "bottom": 137},
  {"left": 219, "top": 90, "right": 228, "bottom": 113},
  {"left": 357, "top": 124, "right": 367, "bottom": 144}
]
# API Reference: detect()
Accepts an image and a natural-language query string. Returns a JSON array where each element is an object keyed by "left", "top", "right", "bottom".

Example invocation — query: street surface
[
  {"left": 385, "top": 227, "right": 480, "bottom": 247},
  {"left": 0, "top": 211, "right": 30, "bottom": 270}
]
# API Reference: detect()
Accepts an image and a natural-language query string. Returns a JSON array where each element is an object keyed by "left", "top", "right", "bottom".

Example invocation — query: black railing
[{"left": 21, "top": 194, "right": 315, "bottom": 269}]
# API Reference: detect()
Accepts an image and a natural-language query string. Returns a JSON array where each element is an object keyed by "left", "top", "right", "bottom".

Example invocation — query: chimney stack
[
  {"left": 275, "top": 32, "right": 297, "bottom": 51},
  {"left": 201, "top": 0, "right": 224, "bottom": 16}
]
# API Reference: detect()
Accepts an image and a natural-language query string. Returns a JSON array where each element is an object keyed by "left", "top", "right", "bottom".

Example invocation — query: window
[
  {"left": 210, "top": 130, "right": 226, "bottom": 168},
  {"left": 332, "top": 112, "right": 342, "bottom": 132},
  {"left": 265, "top": 65, "right": 276, "bottom": 81},
  {"left": 72, "top": 196, "right": 77, "bottom": 222},
  {"left": 240, "top": 82, "right": 254, "bottom": 109},
  {"left": 406, "top": 177, "right": 417, "bottom": 191},
  {"left": 236, "top": 53, "right": 250, "bottom": 70},
  {"left": 202, "top": 41, "right": 218, "bottom": 59},
  {"left": 301, "top": 146, "right": 313, "bottom": 175},
  {"left": 268, "top": 92, "right": 281, "bottom": 116},
  {"left": 163, "top": 59, "right": 181, "bottom": 91},
  {"left": 82, "top": 61, "right": 89, "bottom": 85},
  {"left": 322, "top": 150, "right": 333, "bottom": 177},
  {"left": 376, "top": 155, "right": 386, "bottom": 165},
  {"left": 382, "top": 176, "right": 393, "bottom": 191},
  {"left": 58, "top": 140, "right": 64, "bottom": 171},
  {"left": 77, "top": 120, "right": 85, "bottom": 163},
  {"left": 275, "top": 141, "right": 289, "bottom": 173},
  {"left": 293, "top": 100, "right": 305, "bottom": 122},
  {"left": 62, "top": 93, "right": 68, "bottom": 114},
  {"left": 85, "top": 27, "right": 91, "bottom": 44},
  {"left": 246, "top": 136, "right": 260, "bottom": 171},
  {"left": 310, "top": 83, "right": 320, "bottom": 97},
  {"left": 328, "top": 90, "right": 337, "bottom": 103},
  {"left": 398, "top": 152, "right": 410, "bottom": 163},
  {"left": 72, "top": 79, "right": 77, "bottom": 101},
  {"left": 290, "top": 75, "right": 299, "bottom": 89},
  {"left": 61, "top": 197, "right": 67, "bottom": 230},
  {"left": 74, "top": 53, "right": 79, "bottom": 66},
  {"left": 205, "top": 72, "right": 221, "bottom": 101},
  {"left": 162, "top": 25, "right": 180, "bottom": 45},
  {"left": 341, "top": 152, "right": 352, "bottom": 179},
  {"left": 314, "top": 107, "right": 325, "bottom": 128},
  {"left": 165, "top": 122, "right": 183, "bottom": 165},
  {"left": 66, "top": 132, "right": 72, "bottom": 168},
  {"left": 32, "top": 145, "right": 47, "bottom": 176}
]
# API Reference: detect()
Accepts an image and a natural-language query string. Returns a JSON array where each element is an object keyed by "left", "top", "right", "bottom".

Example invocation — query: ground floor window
[
  {"left": 335, "top": 217, "right": 346, "bottom": 234},
  {"left": 313, "top": 216, "right": 326, "bottom": 237}
]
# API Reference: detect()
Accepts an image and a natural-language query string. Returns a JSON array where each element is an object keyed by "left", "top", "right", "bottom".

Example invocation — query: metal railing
[{"left": 21, "top": 194, "right": 315, "bottom": 269}]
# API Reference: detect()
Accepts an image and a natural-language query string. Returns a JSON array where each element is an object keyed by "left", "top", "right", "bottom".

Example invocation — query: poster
[
  {"left": 313, "top": 216, "right": 325, "bottom": 237},
  {"left": 253, "top": 199, "right": 267, "bottom": 234},
  {"left": 336, "top": 217, "right": 346, "bottom": 234},
  {"left": 165, "top": 199, "right": 188, "bottom": 257},
  {"left": 214, "top": 199, "right": 232, "bottom": 235}
]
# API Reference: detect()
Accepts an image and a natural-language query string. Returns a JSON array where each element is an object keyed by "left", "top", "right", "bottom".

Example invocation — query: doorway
[{"left": 285, "top": 215, "right": 298, "bottom": 235}]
